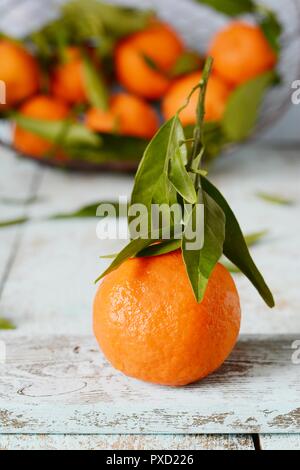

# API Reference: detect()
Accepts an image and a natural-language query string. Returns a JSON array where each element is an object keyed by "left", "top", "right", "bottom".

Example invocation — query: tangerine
[
  {"left": 0, "top": 39, "right": 40, "bottom": 107},
  {"left": 208, "top": 22, "right": 277, "bottom": 86},
  {"left": 94, "top": 251, "right": 241, "bottom": 386},
  {"left": 162, "top": 71, "right": 231, "bottom": 125},
  {"left": 86, "top": 93, "right": 159, "bottom": 139},
  {"left": 13, "top": 95, "right": 69, "bottom": 158},
  {"left": 115, "top": 23, "right": 184, "bottom": 100}
]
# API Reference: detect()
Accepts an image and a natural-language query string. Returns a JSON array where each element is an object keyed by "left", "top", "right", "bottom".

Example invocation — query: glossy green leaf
[
  {"left": 182, "top": 191, "right": 225, "bottom": 302},
  {"left": 194, "top": 0, "right": 255, "bottom": 16},
  {"left": 95, "top": 224, "right": 183, "bottom": 283},
  {"left": 202, "top": 176, "right": 275, "bottom": 307},
  {"left": 13, "top": 115, "right": 102, "bottom": 148},
  {"left": 82, "top": 55, "right": 109, "bottom": 110},
  {"left": 137, "top": 239, "right": 181, "bottom": 258},
  {"left": 0, "top": 318, "right": 16, "bottom": 330},
  {"left": 169, "top": 147, "right": 197, "bottom": 204},
  {"left": 257, "top": 192, "right": 294, "bottom": 206},
  {"left": 222, "top": 72, "right": 275, "bottom": 141},
  {"left": 131, "top": 117, "right": 186, "bottom": 224}
]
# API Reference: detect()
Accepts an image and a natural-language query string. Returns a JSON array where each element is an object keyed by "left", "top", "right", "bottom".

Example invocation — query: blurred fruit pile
[{"left": 0, "top": 0, "right": 280, "bottom": 170}]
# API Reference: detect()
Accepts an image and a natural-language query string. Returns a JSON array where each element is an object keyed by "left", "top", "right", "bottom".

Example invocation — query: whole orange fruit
[
  {"left": 162, "top": 71, "right": 231, "bottom": 125},
  {"left": 86, "top": 93, "right": 159, "bottom": 139},
  {"left": 115, "top": 23, "right": 184, "bottom": 100},
  {"left": 0, "top": 39, "right": 40, "bottom": 107},
  {"left": 13, "top": 95, "right": 69, "bottom": 158},
  {"left": 51, "top": 47, "right": 88, "bottom": 104},
  {"left": 208, "top": 22, "right": 277, "bottom": 86},
  {"left": 94, "top": 251, "right": 241, "bottom": 386}
]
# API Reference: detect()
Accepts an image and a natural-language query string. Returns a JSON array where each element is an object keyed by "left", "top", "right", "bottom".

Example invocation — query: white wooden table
[{"left": 0, "top": 144, "right": 300, "bottom": 450}]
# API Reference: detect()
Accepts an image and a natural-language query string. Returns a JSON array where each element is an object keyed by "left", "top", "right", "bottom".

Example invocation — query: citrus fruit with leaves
[
  {"left": 94, "top": 253, "right": 241, "bottom": 386},
  {"left": 0, "top": 40, "right": 40, "bottom": 107},
  {"left": 86, "top": 93, "right": 159, "bottom": 139},
  {"left": 13, "top": 95, "right": 70, "bottom": 158},
  {"left": 115, "top": 23, "right": 184, "bottom": 100},
  {"left": 208, "top": 22, "right": 277, "bottom": 86},
  {"left": 51, "top": 47, "right": 93, "bottom": 104},
  {"left": 162, "top": 71, "right": 231, "bottom": 125},
  {"left": 94, "top": 57, "right": 274, "bottom": 386}
]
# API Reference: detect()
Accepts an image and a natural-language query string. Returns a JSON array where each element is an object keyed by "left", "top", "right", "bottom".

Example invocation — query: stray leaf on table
[
  {"left": 0, "top": 201, "right": 122, "bottom": 228},
  {"left": 244, "top": 230, "right": 269, "bottom": 247},
  {"left": 257, "top": 192, "right": 294, "bottom": 206},
  {"left": 51, "top": 201, "right": 125, "bottom": 220},
  {"left": 0, "top": 217, "right": 28, "bottom": 228},
  {"left": 0, "top": 318, "right": 16, "bottom": 330}
]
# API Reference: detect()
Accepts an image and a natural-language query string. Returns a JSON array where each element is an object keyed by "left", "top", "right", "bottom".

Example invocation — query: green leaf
[
  {"left": 63, "top": 0, "right": 152, "bottom": 38},
  {"left": 194, "top": 0, "right": 255, "bottom": 16},
  {"left": 95, "top": 224, "right": 183, "bottom": 283},
  {"left": 257, "top": 192, "right": 294, "bottom": 206},
  {"left": 131, "top": 117, "right": 185, "bottom": 218},
  {"left": 258, "top": 7, "right": 282, "bottom": 54},
  {"left": 170, "top": 51, "right": 202, "bottom": 78},
  {"left": 66, "top": 134, "right": 148, "bottom": 163},
  {"left": 221, "top": 260, "right": 242, "bottom": 274},
  {"left": 182, "top": 191, "right": 225, "bottom": 302},
  {"left": 82, "top": 55, "right": 109, "bottom": 110},
  {"left": 0, "top": 217, "right": 28, "bottom": 228},
  {"left": 0, "top": 201, "right": 122, "bottom": 228},
  {"left": 202, "top": 177, "right": 275, "bottom": 308},
  {"left": 0, "top": 318, "right": 16, "bottom": 330},
  {"left": 244, "top": 230, "right": 268, "bottom": 247},
  {"left": 50, "top": 201, "right": 124, "bottom": 220},
  {"left": 169, "top": 147, "right": 197, "bottom": 204},
  {"left": 222, "top": 71, "right": 275, "bottom": 141},
  {"left": 13, "top": 115, "right": 102, "bottom": 148},
  {"left": 221, "top": 230, "right": 268, "bottom": 273},
  {"left": 137, "top": 239, "right": 181, "bottom": 258}
]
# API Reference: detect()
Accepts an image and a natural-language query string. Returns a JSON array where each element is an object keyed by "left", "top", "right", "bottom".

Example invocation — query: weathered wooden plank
[
  {"left": 0, "top": 434, "right": 254, "bottom": 450},
  {"left": 0, "top": 147, "right": 41, "bottom": 294},
  {"left": 260, "top": 434, "right": 300, "bottom": 450},
  {"left": 0, "top": 335, "right": 299, "bottom": 434}
]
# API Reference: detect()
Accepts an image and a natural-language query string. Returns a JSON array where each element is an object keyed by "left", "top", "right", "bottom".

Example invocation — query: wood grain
[
  {"left": 0, "top": 434, "right": 254, "bottom": 450},
  {"left": 0, "top": 149, "right": 41, "bottom": 296},
  {"left": 0, "top": 334, "right": 299, "bottom": 434}
]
